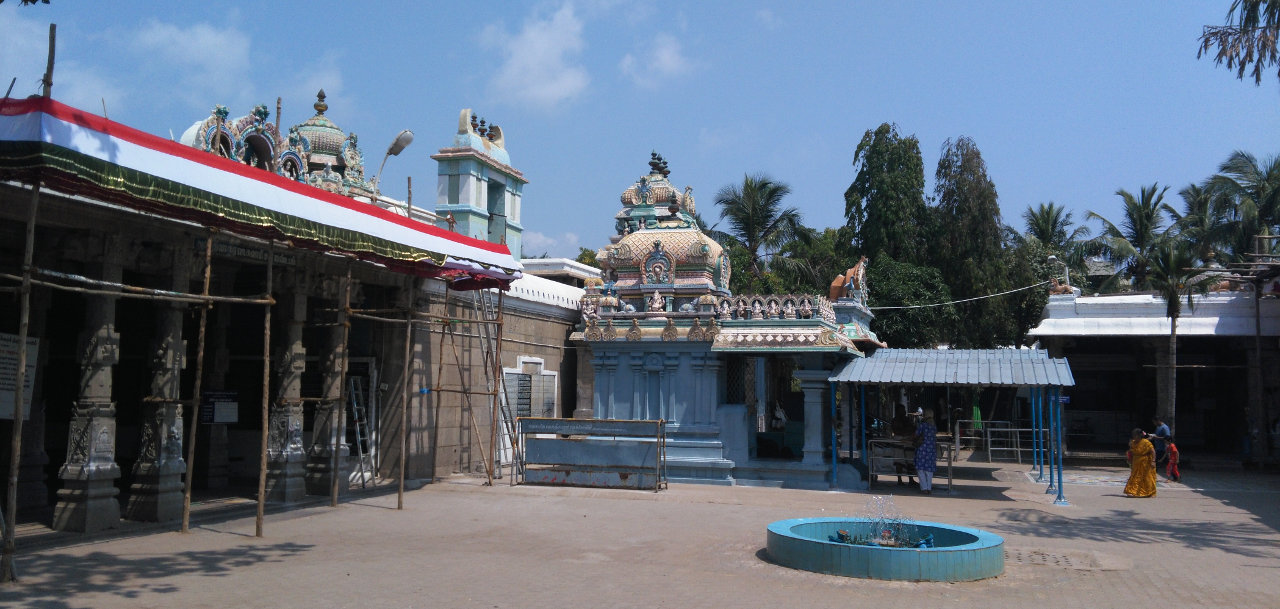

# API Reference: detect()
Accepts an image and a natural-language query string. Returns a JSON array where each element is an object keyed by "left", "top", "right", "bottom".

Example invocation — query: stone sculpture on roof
[{"left": 180, "top": 90, "right": 374, "bottom": 198}]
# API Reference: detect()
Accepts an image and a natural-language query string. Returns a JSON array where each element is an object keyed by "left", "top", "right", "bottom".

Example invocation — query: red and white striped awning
[{"left": 0, "top": 97, "right": 521, "bottom": 287}]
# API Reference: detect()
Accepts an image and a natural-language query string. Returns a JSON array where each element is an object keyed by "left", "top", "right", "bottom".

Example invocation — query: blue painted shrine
[{"left": 573, "top": 155, "right": 882, "bottom": 488}]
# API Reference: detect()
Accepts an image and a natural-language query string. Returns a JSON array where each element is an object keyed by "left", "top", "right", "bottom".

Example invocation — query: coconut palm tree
[
  {"left": 1022, "top": 201, "right": 1091, "bottom": 270},
  {"left": 1169, "top": 183, "right": 1234, "bottom": 264},
  {"left": 1207, "top": 150, "right": 1280, "bottom": 260},
  {"left": 1199, "top": 0, "right": 1280, "bottom": 85},
  {"left": 1086, "top": 183, "right": 1175, "bottom": 290},
  {"left": 714, "top": 174, "right": 803, "bottom": 289},
  {"left": 1147, "top": 242, "right": 1216, "bottom": 438}
]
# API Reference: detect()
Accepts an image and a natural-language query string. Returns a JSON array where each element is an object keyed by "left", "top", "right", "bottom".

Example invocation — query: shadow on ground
[
  {"left": 0, "top": 540, "right": 314, "bottom": 609},
  {"left": 992, "top": 506, "right": 1280, "bottom": 560}
]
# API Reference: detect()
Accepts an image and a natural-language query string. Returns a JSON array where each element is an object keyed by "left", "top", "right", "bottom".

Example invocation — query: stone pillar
[
  {"left": 573, "top": 345, "right": 595, "bottom": 419},
  {"left": 53, "top": 236, "right": 126, "bottom": 532},
  {"left": 265, "top": 289, "right": 306, "bottom": 503},
  {"left": 794, "top": 370, "right": 830, "bottom": 466},
  {"left": 306, "top": 288, "right": 350, "bottom": 497},
  {"left": 126, "top": 247, "right": 190, "bottom": 522}
]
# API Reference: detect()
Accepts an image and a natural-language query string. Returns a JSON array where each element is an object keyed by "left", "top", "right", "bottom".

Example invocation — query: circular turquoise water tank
[{"left": 766, "top": 517, "right": 1004, "bottom": 581}]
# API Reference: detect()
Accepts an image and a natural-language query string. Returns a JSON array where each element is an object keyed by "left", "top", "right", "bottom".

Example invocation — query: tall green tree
[
  {"left": 575, "top": 247, "right": 600, "bottom": 269},
  {"left": 1087, "top": 183, "right": 1175, "bottom": 290},
  {"left": 713, "top": 174, "right": 802, "bottom": 293},
  {"left": 1022, "top": 202, "right": 1091, "bottom": 254},
  {"left": 865, "top": 256, "right": 959, "bottom": 348},
  {"left": 772, "top": 226, "right": 858, "bottom": 295},
  {"left": 844, "top": 123, "right": 929, "bottom": 265},
  {"left": 1199, "top": 1, "right": 1280, "bottom": 85},
  {"left": 932, "top": 136, "right": 1010, "bottom": 347},
  {"left": 1207, "top": 150, "right": 1280, "bottom": 260},
  {"left": 1169, "top": 183, "right": 1233, "bottom": 263},
  {"left": 1147, "top": 242, "right": 1215, "bottom": 439}
]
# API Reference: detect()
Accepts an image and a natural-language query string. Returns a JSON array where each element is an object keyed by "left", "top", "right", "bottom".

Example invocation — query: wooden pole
[
  {"left": 398, "top": 278, "right": 414, "bottom": 510},
  {"left": 179, "top": 235, "right": 214, "bottom": 533},
  {"left": 255, "top": 244, "right": 274, "bottom": 537},
  {"left": 0, "top": 183, "right": 41, "bottom": 583},
  {"left": 41, "top": 24, "right": 55, "bottom": 98},
  {"left": 331, "top": 267, "right": 352, "bottom": 507},
  {"left": 490, "top": 292, "right": 504, "bottom": 482}
]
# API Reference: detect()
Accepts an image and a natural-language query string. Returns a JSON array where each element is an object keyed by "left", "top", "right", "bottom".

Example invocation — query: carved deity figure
[{"left": 648, "top": 290, "right": 666, "bottom": 312}]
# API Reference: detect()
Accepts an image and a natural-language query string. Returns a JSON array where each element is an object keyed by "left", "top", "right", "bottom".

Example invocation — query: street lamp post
[{"left": 372, "top": 129, "right": 415, "bottom": 213}]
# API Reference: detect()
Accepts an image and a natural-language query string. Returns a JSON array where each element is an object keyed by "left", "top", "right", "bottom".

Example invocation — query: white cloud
[
  {"left": 755, "top": 9, "right": 779, "bottom": 29},
  {"left": 620, "top": 32, "right": 692, "bottom": 89},
  {"left": 0, "top": 10, "right": 55, "bottom": 98},
  {"left": 127, "top": 20, "right": 253, "bottom": 110},
  {"left": 485, "top": 3, "right": 589, "bottom": 110},
  {"left": 522, "top": 230, "right": 581, "bottom": 258}
]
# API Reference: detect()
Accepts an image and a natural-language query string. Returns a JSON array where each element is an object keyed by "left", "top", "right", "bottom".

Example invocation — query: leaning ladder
[
  {"left": 348, "top": 376, "right": 375, "bottom": 488},
  {"left": 471, "top": 289, "right": 521, "bottom": 480}
]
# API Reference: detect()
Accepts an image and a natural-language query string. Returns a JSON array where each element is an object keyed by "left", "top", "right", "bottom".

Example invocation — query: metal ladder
[
  {"left": 348, "top": 376, "right": 375, "bottom": 488},
  {"left": 471, "top": 288, "right": 521, "bottom": 480}
]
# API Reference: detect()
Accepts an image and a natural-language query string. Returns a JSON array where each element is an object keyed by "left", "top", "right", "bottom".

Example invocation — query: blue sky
[{"left": 4, "top": 1, "right": 1278, "bottom": 259}]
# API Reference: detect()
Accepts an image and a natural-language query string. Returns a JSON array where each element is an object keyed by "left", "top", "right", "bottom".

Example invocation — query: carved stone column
[
  {"left": 794, "top": 370, "right": 830, "bottom": 466},
  {"left": 265, "top": 289, "right": 307, "bottom": 503},
  {"left": 306, "top": 284, "right": 350, "bottom": 496},
  {"left": 126, "top": 247, "right": 190, "bottom": 522},
  {"left": 53, "top": 236, "right": 127, "bottom": 532}
]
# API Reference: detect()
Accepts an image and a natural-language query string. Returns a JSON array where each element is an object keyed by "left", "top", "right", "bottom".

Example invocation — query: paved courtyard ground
[{"left": 2, "top": 460, "right": 1278, "bottom": 609}]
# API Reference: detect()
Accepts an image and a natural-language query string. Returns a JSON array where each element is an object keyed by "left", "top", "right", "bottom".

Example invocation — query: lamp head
[
  {"left": 1047, "top": 255, "right": 1059, "bottom": 264},
  {"left": 386, "top": 129, "right": 414, "bottom": 156}
]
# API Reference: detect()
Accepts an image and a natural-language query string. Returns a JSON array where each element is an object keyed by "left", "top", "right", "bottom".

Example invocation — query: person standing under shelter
[
  {"left": 1124, "top": 428, "right": 1158, "bottom": 498},
  {"left": 1150, "top": 416, "right": 1170, "bottom": 464},
  {"left": 914, "top": 409, "right": 938, "bottom": 495}
]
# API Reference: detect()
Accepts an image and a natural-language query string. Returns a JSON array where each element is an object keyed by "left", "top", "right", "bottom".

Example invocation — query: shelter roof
[
  {"left": 0, "top": 97, "right": 520, "bottom": 288},
  {"left": 829, "top": 348, "right": 1074, "bottom": 387}
]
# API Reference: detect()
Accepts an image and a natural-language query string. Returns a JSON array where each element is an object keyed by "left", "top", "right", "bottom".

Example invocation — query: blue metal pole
[
  {"left": 1054, "top": 386, "right": 1070, "bottom": 505},
  {"left": 1045, "top": 385, "right": 1057, "bottom": 494},
  {"left": 1030, "top": 386, "right": 1040, "bottom": 477},
  {"left": 1035, "top": 386, "right": 1045, "bottom": 482},
  {"left": 830, "top": 381, "right": 838, "bottom": 487},
  {"left": 860, "top": 385, "right": 867, "bottom": 467}
]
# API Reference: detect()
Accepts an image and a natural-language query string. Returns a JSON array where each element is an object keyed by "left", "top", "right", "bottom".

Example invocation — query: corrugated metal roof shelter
[
  {"left": 829, "top": 348, "right": 1074, "bottom": 387},
  {"left": 830, "top": 348, "right": 1074, "bottom": 506}
]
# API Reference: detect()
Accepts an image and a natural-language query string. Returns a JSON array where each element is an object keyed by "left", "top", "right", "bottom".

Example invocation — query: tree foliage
[
  {"left": 844, "top": 123, "right": 929, "bottom": 265},
  {"left": 1199, "top": 0, "right": 1280, "bottom": 85},
  {"left": 714, "top": 174, "right": 802, "bottom": 290},
  {"left": 1087, "top": 183, "right": 1174, "bottom": 290},
  {"left": 931, "top": 136, "right": 1011, "bottom": 347},
  {"left": 575, "top": 246, "right": 599, "bottom": 269},
  {"left": 865, "top": 256, "right": 959, "bottom": 348}
]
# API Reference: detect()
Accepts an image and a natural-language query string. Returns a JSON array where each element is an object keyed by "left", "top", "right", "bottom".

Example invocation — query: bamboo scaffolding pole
[
  {"left": 398, "top": 277, "right": 414, "bottom": 510},
  {"left": 3, "top": 26, "right": 54, "bottom": 582},
  {"left": 255, "top": 243, "right": 274, "bottom": 537},
  {"left": 0, "top": 271, "right": 273, "bottom": 306},
  {"left": 1, "top": 181, "right": 41, "bottom": 583},
  {"left": 489, "top": 292, "right": 504, "bottom": 485},
  {"left": 446, "top": 307, "right": 493, "bottom": 484},
  {"left": 179, "top": 235, "right": 214, "bottom": 533},
  {"left": 331, "top": 266, "right": 352, "bottom": 507},
  {"left": 348, "top": 307, "right": 504, "bottom": 326}
]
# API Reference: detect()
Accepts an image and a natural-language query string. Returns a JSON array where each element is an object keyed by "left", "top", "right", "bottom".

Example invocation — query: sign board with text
[{"left": 0, "top": 333, "right": 39, "bottom": 420}]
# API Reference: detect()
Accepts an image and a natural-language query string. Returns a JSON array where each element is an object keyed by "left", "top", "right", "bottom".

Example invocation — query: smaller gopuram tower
[{"left": 431, "top": 109, "right": 527, "bottom": 257}]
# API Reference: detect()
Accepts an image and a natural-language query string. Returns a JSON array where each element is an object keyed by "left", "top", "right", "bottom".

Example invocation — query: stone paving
[{"left": 2, "top": 459, "right": 1278, "bottom": 609}]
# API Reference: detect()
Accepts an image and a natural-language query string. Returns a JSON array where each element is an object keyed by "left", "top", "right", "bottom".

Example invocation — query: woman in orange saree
[{"left": 1124, "top": 428, "right": 1157, "bottom": 498}]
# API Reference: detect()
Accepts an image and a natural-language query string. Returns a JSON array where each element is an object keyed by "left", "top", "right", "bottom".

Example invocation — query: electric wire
[{"left": 869, "top": 280, "right": 1053, "bottom": 310}]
